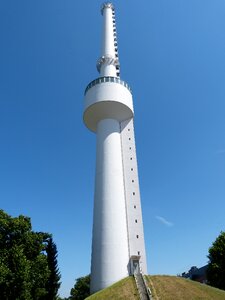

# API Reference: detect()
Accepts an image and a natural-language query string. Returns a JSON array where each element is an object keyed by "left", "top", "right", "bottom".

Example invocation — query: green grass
[
  {"left": 86, "top": 275, "right": 225, "bottom": 300},
  {"left": 85, "top": 276, "right": 139, "bottom": 300},
  {"left": 147, "top": 275, "right": 225, "bottom": 300}
]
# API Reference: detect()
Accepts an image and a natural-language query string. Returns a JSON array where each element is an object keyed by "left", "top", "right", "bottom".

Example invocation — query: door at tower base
[{"left": 130, "top": 256, "right": 141, "bottom": 275}]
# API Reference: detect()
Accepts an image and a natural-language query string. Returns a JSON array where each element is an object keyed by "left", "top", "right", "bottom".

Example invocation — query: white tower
[{"left": 83, "top": 3, "right": 147, "bottom": 293}]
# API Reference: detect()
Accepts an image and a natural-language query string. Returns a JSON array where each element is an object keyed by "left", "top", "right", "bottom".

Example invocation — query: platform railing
[{"left": 84, "top": 76, "right": 132, "bottom": 95}]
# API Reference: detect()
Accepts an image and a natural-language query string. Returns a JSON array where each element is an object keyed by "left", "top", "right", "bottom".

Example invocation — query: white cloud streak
[{"left": 156, "top": 216, "right": 174, "bottom": 227}]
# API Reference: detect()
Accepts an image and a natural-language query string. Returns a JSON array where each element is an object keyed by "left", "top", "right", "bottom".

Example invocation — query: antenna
[{"left": 97, "top": 3, "right": 120, "bottom": 77}]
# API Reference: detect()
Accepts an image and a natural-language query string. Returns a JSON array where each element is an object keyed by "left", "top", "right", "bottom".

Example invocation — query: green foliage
[
  {"left": 207, "top": 231, "right": 225, "bottom": 290},
  {"left": 46, "top": 237, "right": 61, "bottom": 299},
  {"left": 69, "top": 275, "right": 90, "bottom": 300},
  {"left": 0, "top": 209, "right": 60, "bottom": 300}
]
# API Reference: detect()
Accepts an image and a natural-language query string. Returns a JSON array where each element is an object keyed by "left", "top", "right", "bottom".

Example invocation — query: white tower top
[
  {"left": 97, "top": 2, "right": 120, "bottom": 77},
  {"left": 84, "top": 2, "right": 133, "bottom": 133}
]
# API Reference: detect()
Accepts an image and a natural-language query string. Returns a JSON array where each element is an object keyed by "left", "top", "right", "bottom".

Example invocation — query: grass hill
[
  {"left": 86, "top": 275, "right": 225, "bottom": 300},
  {"left": 148, "top": 275, "right": 225, "bottom": 300},
  {"left": 85, "top": 277, "right": 139, "bottom": 300}
]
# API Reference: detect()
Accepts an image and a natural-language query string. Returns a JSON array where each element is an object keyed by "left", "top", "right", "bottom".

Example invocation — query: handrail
[
  {"left": 143, "top": 275, "right": 152, "bottom": 299},
  {"left": 84, "top": 76, "right": 132, "bottom": 95}
]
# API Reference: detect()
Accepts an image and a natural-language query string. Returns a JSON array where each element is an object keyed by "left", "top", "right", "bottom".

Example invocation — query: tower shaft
[{"left": 91, "top": 119, "right": 129, "bottom": 291}]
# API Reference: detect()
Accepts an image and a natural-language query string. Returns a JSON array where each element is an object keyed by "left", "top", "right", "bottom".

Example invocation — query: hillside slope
[
  {"left": 86, "top": 275, "right": 225, "bottom": 300},
  {"left": 148, "top": 275, "right": 225, "bottom": 300},
  {"left": 85, "top": 277, "right": 139, "bottom": 300}
]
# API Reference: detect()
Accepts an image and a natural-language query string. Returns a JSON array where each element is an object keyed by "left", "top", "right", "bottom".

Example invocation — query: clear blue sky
[{"left": 1, "top": 0, "right": 225, "bottom": 297}]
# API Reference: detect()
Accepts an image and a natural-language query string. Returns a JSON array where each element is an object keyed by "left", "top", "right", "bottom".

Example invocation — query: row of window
[
  {"left": 84, "top": 76, "right": 131, "bottom": 94},
  {"left": 127, "top": 129, "right": 140, "bottom": 244}
]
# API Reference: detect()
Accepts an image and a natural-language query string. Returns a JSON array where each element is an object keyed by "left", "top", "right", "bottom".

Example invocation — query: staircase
[{"left": 134, "top": 273, "right": 151, "bottom": 300}]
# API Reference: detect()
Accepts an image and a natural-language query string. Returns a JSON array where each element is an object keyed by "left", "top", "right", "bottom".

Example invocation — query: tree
[
  {"left": 69, "top": 275, "right": 90, "bottom": 300},
  {"left": 207, "top": 231, "right": 225, "bottom": 290},
  {"left": 0, "top": 209, "right": 60, "bottom": 299},
  {"left": 45, "top": 237, "right": 61, "bottom": 299}
]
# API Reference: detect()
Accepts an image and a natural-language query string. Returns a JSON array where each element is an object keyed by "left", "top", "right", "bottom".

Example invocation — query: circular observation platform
[{"left": 83, "top": 76, "right": 134, "bottom": 132}]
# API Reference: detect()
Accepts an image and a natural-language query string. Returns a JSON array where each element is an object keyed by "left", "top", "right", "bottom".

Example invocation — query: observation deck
[{"left": 83, "top": 76, "right": 134, "bottom": 132}]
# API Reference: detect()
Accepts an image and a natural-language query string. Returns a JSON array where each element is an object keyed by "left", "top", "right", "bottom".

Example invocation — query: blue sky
[{"left": 1, "top": 0, "right": 225, "bottom": 297}]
